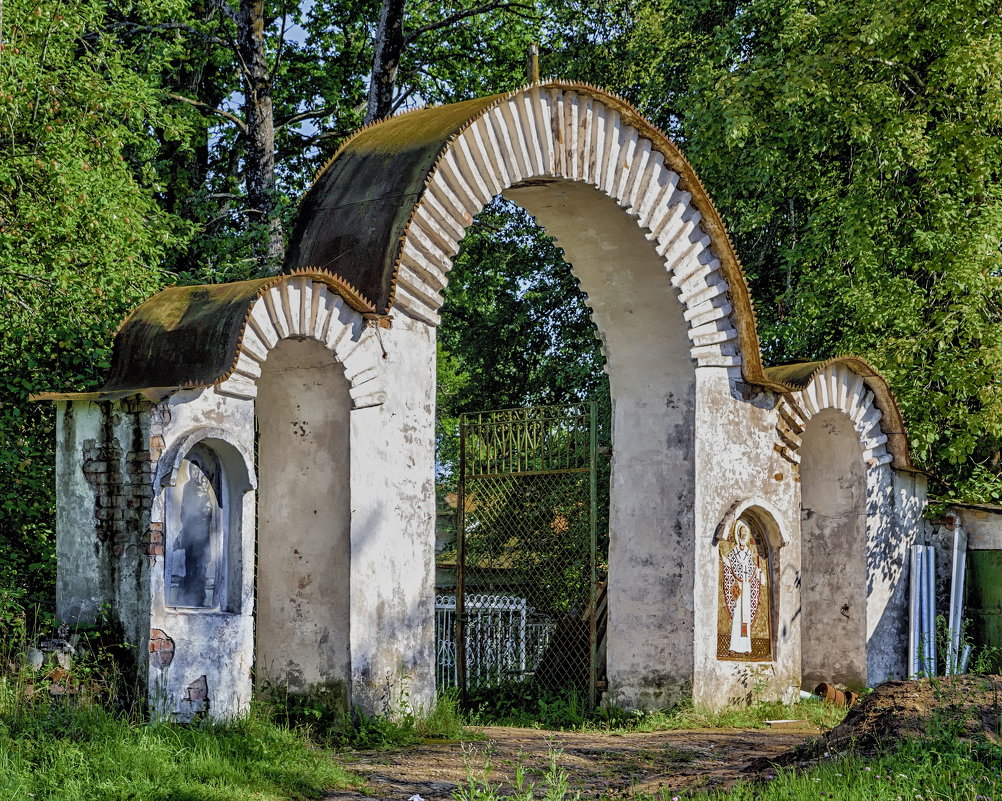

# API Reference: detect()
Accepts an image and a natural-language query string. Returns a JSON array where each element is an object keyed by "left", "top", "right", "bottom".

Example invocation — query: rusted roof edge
[{"left": 30, "top": 387, "right": 178, "bottom": 404}]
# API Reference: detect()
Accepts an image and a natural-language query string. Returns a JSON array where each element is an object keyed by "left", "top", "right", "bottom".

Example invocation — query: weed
[
  {"left": 453, "top": 742, "right": 581, "bottom": 801},
  {"left": 417, "top": 689, "right": 470, "bottom": 740}
]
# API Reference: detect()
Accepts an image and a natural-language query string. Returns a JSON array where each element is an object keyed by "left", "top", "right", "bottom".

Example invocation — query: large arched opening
[
  {"left": 799, "top": 408, "right": 868, "bottom": 689},
  {"left": 285, "top": 83, "right": 746, "bottom": 706}
]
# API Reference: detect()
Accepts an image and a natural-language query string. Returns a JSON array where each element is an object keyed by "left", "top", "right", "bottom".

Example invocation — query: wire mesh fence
[{"left": 443, "top": 403, "right": 599, "bottom": 705}]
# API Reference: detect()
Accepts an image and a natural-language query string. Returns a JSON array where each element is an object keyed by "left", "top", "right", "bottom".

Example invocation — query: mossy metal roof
[{"left": 32, "top": 271, "right": 373, "bottom": 402}]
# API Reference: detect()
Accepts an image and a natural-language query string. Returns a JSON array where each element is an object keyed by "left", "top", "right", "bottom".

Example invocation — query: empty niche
[{"left": 165, "top": 443, "right": 227, "bottom": 610}]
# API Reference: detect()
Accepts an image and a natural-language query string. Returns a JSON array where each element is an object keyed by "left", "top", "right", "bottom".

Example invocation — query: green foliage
[
  {"left": 682, "top": 0, "right": 1002, "bottom": 500},
  {"left": 0, "top": 0, "right": 193, "bottom": 613},
  {"left": 543, "top": 0, "right": 738, "bottom": 136},
  {"left": 140, "top": 0, "right": 542, "bottom": 279}
]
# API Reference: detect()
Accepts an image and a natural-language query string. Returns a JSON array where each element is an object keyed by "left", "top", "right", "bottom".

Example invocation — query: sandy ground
[{"left": 324, "top": 723, "right": 820, "bottom": 800}]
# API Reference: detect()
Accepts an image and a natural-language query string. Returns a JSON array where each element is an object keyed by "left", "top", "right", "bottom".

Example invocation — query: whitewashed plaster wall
[
  {"left": 866, "top": 462, "right": 925, "bottom": 683},
  {"left": 208, "top": 278, "right": 436, "bottom": 717},
  {"left": 55, "top": 398, "right": 160, "bottom": 675},
  {"left": 148, "top": 386, "right": 257, "bottom": 722},
  {"left": 691, "top": 368, "right": 802, "bottom": 707},
  {"left": 255, "top": 338, "right": 353, "bottom": 697},
  {"left": 346, "top": 316, "right": 437, "bottom": 716},
  {"left": 55, "top": 400, "right": 109, "bottom": 625}
]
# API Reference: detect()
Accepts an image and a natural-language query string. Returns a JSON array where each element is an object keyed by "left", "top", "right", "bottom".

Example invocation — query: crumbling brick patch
[
  {"left": 80, "top": 403, "right": 155, "bottom": 561},
  {"left": 148, "top": 629, "right": 175, "bottom": 668},
  {"left": 143, "top": 522, "right": 165, "bottom": 556},
  {"left": 183, "top": 675, "right": 209, "bottom": 716}
]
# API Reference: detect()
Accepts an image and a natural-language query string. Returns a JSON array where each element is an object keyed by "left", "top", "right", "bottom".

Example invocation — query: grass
[
  {"left": 0, "top": 621, "right": 363, "bottom": 801},
  {"left": 463, "top": 680, "right": 849, "bottom": 732},
  {"left": 594, "top": 696, "right": 849, "bottom": 732},
  {"left": 450, "top": 734, "right": 1002, "bottom": 801},
  {"left": 0, "top": 615, "right": 480, "bottom": 801},
  {"left": 0, "top": 695, "right": 361, "bottom": 801},
  {"left": 698, "top": 736, "right": 1002, "bottom": 801}
]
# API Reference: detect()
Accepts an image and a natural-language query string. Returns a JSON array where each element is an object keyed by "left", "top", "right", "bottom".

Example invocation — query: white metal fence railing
[{"left": 435, "top": 593, "right": 557, "bottom": 689}]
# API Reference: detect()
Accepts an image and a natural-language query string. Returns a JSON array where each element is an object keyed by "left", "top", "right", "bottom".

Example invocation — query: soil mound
[{"left": 755, "top": 675, "right": 1002, "bottom": 769}]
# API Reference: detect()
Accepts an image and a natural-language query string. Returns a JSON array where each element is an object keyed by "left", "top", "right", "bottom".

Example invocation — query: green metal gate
[{"left": 456, "top": 402, "right": 601, "bottom": 706}]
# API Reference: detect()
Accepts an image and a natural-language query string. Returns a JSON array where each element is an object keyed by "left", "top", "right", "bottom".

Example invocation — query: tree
[
  {"left": 682, "top": 0, "right": 1002, "bottom": 500},
  {"left": 0, "top": 0, "right": 193, "bottom": 615},
  {"left": 124, "top": 0, "right": 541, "bottom": 277}
]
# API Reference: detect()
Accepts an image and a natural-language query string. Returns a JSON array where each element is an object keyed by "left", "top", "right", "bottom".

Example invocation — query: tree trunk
[
  {"left": 238, "top": 0, "right": 283, "bottom": 270},
  {"left": 365, "top": 0, "right": 406, "bottom": 124}
]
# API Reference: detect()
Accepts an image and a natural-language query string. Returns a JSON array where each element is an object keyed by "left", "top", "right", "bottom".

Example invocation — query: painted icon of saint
[
  {"left": 720, "top": 520, "right": 767, "bottom": 654},
  {"left": 167, "top": 447, "right": 222, "bottom": 608}
]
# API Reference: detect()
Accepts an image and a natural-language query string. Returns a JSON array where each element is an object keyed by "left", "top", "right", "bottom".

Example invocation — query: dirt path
[{"left": 325, "top": 724, "right": 819, "bottom": 800}]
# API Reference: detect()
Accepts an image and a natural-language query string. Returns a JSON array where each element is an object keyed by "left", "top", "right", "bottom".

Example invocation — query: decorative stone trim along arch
[
  {"left": 774, "top": 361, "right": 894, "bottom": 469},
  {"left": 215, "top": 275, "right": 387, "bottom": 408},
  {"left": 33, "top": 272, "right": 388, "bottom": 410},
  {"left": 394, "top": 88, "right": 736, "bottom": 369},
  {"left": 287, "top": 82, "right": 777, "bottom": 375}
]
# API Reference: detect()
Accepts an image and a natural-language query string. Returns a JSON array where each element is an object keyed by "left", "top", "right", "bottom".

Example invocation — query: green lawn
[{"left": 0, "top": 699, "right": 360, "bottom": 801}]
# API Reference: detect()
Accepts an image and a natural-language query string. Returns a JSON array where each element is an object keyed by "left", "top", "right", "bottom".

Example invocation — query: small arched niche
[
  {"left": 716, "top": 509, "right": 782, "bottom": 663},
  {"left": 163, "top": 435, "right": 250, "bottom": 613},
  {"left": 254, "top": 337, "right": 352, "bottom": 697},
  {"left": 799, "top": 408, "right": 867, "bottom": 689}
]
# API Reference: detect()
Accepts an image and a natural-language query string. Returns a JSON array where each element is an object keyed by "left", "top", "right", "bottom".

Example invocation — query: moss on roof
[{"left": 32, "top": 272, "right": 374, "bottom": 401}]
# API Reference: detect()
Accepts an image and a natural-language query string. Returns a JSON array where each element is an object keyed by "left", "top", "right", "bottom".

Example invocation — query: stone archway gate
[{"left": 36, "top": 80, "right": 925, "bottom": 721}]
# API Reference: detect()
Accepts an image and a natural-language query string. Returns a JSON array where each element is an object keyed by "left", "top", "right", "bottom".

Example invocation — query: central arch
[{"left": 286, "top": 82, "right": 776, "bottom": 707}]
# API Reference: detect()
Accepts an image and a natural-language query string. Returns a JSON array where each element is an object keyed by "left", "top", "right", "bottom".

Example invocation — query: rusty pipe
[{"left": 813, "top": 682, "right": 859, "bottom": 707}]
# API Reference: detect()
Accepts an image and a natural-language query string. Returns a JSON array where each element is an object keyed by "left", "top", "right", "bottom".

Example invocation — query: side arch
[
  {"left": 215, "top": 275, "right": 387, "bottom": 408},
  {"left": 770, "top": 358, "right": 918, "bottom": 688},
  {"left": 771, "top": 358, "right": 913, "bottom": 470}
]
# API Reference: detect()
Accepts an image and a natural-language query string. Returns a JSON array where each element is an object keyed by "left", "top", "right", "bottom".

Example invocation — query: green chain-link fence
[{"left": 440, "top": 403, "right": 602, "bottom": 706}]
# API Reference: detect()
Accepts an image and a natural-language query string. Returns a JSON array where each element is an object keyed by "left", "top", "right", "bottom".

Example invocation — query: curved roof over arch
[
  {"left": 32, "top": 271, "right": 387, "bottom": 409},
  {"left": 768, "top": 357, "right": 914, "bottom": 471},
  {"left": 285, "top": 80, "right": 769, "bottom": 377}
]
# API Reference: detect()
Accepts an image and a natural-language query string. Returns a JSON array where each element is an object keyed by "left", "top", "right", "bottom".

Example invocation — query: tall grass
[{"left": 0, "top": 622, "right": 360, "bottom": 801}]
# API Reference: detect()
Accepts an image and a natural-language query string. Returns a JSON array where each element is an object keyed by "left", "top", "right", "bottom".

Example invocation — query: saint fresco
[
  {"left": 167, "top": 445, "right": 223, "bottom": 608},
  {"left": 717, "top": 517, "right": 773, "bottom": 661}
]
